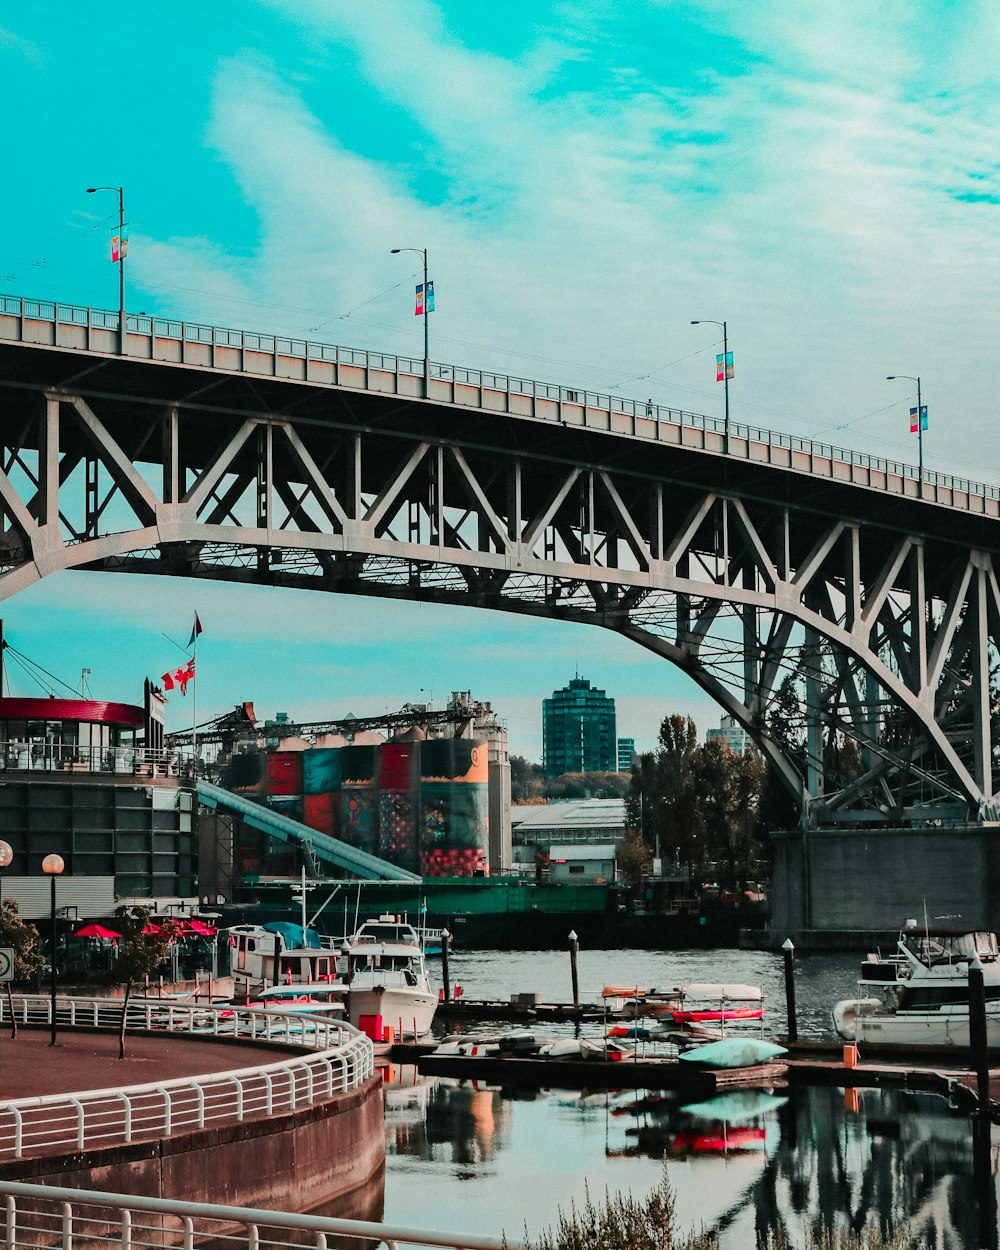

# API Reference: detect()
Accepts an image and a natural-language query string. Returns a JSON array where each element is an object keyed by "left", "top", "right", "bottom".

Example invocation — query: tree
[
  {"left": 111, "top": 906, "right": 180, "bottom": 1058},
  {"left": 510, "top": 755, "right": 544, "bottom": 803},
  {"left": 615, "top": 826, "right": 653, "bottom": 884},
  {"left": 0, "top": 898, "right": 43, "bottom": 1037}
]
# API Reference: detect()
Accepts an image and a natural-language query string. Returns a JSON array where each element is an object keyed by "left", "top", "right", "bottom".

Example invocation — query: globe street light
[
  {"left": 391, "top": 247, "right": 430, "bottom": 397},
  {"left": 42, "top": 853, "right": 64, "bottom": 1046},
  {"left": 86, "top": 186, "right": 126, "bottom": 354},
  {"left": 691, "top": 319, "right": 731, "bottom": 453},
  {"left": 886, "top": 374, "right": 924, "bottom": 499}
]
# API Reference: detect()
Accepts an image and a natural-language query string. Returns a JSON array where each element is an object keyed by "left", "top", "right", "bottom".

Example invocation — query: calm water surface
[{"left": 378, "top": 947, "right": 998, "bottom": 1249}]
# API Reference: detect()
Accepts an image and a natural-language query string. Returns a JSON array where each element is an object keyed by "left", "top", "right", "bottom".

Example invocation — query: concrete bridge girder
[{"left": 1, "top": 357, "right": 999, "bottom": 828}]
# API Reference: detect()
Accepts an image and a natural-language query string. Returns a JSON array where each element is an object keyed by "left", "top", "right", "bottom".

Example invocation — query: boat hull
[
  {"left": 834, "top": 996, "right": 1000, "bottom": 1047},
  {"left": 349, "top": 985, "right": 438, "bottom": 1040}
]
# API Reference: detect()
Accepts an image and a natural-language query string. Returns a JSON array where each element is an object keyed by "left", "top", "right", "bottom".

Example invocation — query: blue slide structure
[{"left": 198, "top": 781, "right": 421, "bottom": 882}]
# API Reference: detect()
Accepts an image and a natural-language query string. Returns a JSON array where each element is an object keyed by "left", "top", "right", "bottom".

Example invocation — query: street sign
[{"left": 0, "top": 948, "right": 13, "bottom": 981}]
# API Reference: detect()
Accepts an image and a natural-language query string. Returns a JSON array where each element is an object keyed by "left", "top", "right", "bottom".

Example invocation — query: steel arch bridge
[{"left": 2, "top": 293, "right": 1000, "bottom": 830}]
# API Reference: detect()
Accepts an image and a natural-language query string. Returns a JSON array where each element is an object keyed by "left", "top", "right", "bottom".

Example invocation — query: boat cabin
[{"left": 227, "top": 924, "right": 340, "bottom": 987}]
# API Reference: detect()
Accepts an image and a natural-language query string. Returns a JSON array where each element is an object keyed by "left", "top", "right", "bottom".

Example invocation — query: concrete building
[
  {"left": 547, "top": 843, "right": 617, "bottom": 884},
  {"left": 706, "top": 715, "right": 750, "bottom": 754},
  {"left": 542, "top": 676, "right": 617, "bottom": 777}
]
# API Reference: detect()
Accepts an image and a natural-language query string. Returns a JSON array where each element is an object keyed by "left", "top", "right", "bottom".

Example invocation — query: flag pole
[{"left": 191, "top": 626, "right": 198, "bottom": 778}]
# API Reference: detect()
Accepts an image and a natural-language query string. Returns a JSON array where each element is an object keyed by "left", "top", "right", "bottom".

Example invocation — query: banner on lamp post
[
  {"left": 716, "top": 351, "right": 733, "bottom": 382},
  {"left": 910, "top": 406, "right": 928, "bottom": 433}
]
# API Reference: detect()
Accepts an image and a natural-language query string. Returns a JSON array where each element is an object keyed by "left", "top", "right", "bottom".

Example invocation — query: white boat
[
  {"left": 832, "top": 923, "right": 1000, "bottom": 1048},
  {"left": 342, "top": 914, "right": 438, "bottom": 1043},
  {"left": 227, "top": 922, "right": 341, "bottom": 992}
]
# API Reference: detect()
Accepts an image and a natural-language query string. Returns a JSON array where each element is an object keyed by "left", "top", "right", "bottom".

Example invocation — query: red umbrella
[
  {"left": 75, "top": 923, "right": 122, "bottom": 940},
  {"left": 142, "top": 922, "right": 163, "bottom": 935},
  {"left": 185, "top": 919, "right": 217, "bottom": 936}
]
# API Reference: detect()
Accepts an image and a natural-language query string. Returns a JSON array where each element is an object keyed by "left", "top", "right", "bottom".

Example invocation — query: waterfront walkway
[{"left": 0, "top": 1029, "right": 296, "bottom": 1100}]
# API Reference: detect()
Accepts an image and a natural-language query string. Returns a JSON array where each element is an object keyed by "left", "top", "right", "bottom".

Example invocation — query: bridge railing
[
  {"left": 4, "top": 293, "right": 997, "bottom": 504},
  {"left": 0, "top": 995, "right": 374, "bottom": 1159},
  {"left": 0, "top": 1181, "right": 509, "bottom": 1250}
]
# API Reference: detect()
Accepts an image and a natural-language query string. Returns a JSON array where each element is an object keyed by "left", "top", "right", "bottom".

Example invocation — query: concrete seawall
[{"left": 0, "top": 1073, "right": 385, "bottom": 1219}]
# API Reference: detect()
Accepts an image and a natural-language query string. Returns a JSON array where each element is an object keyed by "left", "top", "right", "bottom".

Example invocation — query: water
[{"left": 379, "top": 947, "right": 999, "bottom": 1249}]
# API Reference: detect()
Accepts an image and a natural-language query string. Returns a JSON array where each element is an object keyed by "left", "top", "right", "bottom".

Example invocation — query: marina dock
[{"left": 389, "top": 1034, "right": 1000, "bottom": 1116}]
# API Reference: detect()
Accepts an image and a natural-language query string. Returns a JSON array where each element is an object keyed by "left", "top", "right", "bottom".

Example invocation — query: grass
[{"left": 519, "top": 1171, "right": 928, "bottom": 1250}]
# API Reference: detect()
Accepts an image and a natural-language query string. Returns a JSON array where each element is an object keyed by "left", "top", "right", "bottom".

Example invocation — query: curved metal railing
[
  {"left": 0, "top": 995, "right": 375, "bottom": 1160},
  {"left": 3, "top": 293, "right": 997, "bottom": 507},
  {"left": 0, "top": 1180, "right": 510, "bottom": 1250}
]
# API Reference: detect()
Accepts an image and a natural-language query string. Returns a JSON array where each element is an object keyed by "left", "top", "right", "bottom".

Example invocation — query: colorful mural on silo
[
  {"left": 339, "top": 745, "right": 378, "bottom": 856},
  {"left": 420, "top": 739, "right": 489, "bottom": 877},
  {"left": 257, "top": 736, "right": 490, "bottom": 878},
  {"left": 379, "top": 741, "right": 419, "bottom": 872},
  {"left": 302, "top": 748, "right": 340, "bottom": 839}
]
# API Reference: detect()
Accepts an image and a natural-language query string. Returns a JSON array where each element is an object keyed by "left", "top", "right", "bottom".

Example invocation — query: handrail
[
  {"left": 0, "top": 994, "right": 374, "bottom": 1159},
  {"left": 3, "top": 292, "right": 998, "bottom": 506},
  {"left": 0, "top": 1180, "right": 509, "bottom": 1250}
]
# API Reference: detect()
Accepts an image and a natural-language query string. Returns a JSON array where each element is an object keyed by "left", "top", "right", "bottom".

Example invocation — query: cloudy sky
[{"left": 2, "top": 2, "right": 999, "bottom": 759}]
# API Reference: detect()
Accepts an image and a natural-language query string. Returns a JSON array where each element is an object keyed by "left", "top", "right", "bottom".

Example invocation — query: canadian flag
[{"left": 162, "top": 659, "right": 195, "bottom": 694}]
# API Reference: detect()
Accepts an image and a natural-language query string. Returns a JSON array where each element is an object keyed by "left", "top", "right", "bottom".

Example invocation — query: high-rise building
[
  {"left": 616, "top": 737, "right": 636, "bottom": 772},
  {"left": 542, "top": 676, "right": 617, "bottom": 777}
]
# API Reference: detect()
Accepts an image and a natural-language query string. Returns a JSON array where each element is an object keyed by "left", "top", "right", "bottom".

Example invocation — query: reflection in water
[{"left": 382, "top": 1064, "right": 1000, "bottom": 1249}]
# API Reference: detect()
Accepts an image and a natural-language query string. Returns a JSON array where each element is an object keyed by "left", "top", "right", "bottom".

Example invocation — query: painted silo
[{"left": 419, "top": 739, "right": 489, "bottom": 876}]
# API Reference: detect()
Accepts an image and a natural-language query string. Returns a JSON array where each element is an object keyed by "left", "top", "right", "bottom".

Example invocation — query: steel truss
[{"left": 2, "top": 378, "right": 999, "bottom": 829}]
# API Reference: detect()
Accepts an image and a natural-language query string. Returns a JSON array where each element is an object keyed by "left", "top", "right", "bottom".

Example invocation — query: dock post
[
  {"left": 781, "top": 938, "right": 797, "bottom": 1043},
  {"left": 441, "top": 928, "right": 451, "bottom": 1003},
  {"left": 969, "top": 955, "right": 990, "bottom": 1113},
  {"left": 568, "top": 930, "right": 579, "bottom": 1008},
  {"left": 971, "top": 957, "right": 996, "bottom": 1249}
]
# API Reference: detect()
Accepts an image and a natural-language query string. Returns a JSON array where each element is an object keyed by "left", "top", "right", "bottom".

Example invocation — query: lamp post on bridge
[
  {"left": 391, "top": 247, "right": 430, "bottom": 397},
  {"left": 691, "top": 319, "right": 731, "bottom": 453},
  {"left": 886, "top": 374, "right": 925, "bottom": 499},
  {"left": 86, "top": 185, "right": 126, "bottom": 355}
]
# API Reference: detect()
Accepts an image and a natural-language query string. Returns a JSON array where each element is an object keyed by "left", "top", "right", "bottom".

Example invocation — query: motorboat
[
  {"left": 832, "top": 923, "right": 1000, "bottom": 1048},
  {"left": 227, "top": 922, "right": 341, "bottom": 994},
  {"left": 342, "top": 914, "right": 438, "bottom": 1043}
]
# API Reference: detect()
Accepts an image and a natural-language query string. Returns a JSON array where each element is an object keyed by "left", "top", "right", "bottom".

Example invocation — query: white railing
[
  {"left": 0, "top": 996, "right": 374, "bottom": 1160},
  {"left": 3, "top": 292, "right": 998, "bottom": 509},
  {"left": 0, "top": 1182, "right": 510, "bottom": 1250}
]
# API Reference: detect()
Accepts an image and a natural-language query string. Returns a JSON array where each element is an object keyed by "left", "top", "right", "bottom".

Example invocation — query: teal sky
[{"left": 3, "top": 2, "right": 999, "bottom": 759}]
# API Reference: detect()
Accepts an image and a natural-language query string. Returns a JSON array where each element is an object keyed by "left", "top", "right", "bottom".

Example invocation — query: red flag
[
  {"left": 188, "top": 612, "right": 203, "bottom": 648},
  {"left": 162, "top": 660, "right": 195, "bottom": 695},
  {"left": 175, "top": 660, "right": 195, "bottom": 695}
]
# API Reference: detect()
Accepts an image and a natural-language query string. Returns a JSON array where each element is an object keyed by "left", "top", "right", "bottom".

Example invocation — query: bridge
[{"left": 2, "top": 293, "right": 999, "bottom": 859}]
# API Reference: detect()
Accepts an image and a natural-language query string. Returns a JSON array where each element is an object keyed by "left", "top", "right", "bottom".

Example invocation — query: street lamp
[
  {"left": 86, "top": 186, "right": 126, "bottom": 355},
  {"left": 886, "top": 374, "right": 925, "bottom": 499},
  {"left": 42, "top": 853, "right": 64, "bottom": 1046},
  {"left": 391, "top": 247, "right": 430, "bottom": 397},
  {"left": 691, "top": 319, "right": 731, "bottom": 453}
]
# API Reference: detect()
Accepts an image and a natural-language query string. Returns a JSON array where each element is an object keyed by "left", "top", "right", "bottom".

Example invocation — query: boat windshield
[{"left": 902, "top": 930, "right": 999, "bottom": 965}]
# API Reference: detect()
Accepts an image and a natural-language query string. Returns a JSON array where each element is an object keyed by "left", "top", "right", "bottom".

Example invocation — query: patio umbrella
[
  {"left": 75, "top": 923, "right": 122, "bottom": 940},
  {"left": 142, "top": 922, "right": 163, "bottom": 935},
  {"left": 185, "top": 919, "right": 217, "bottom": 936}
]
